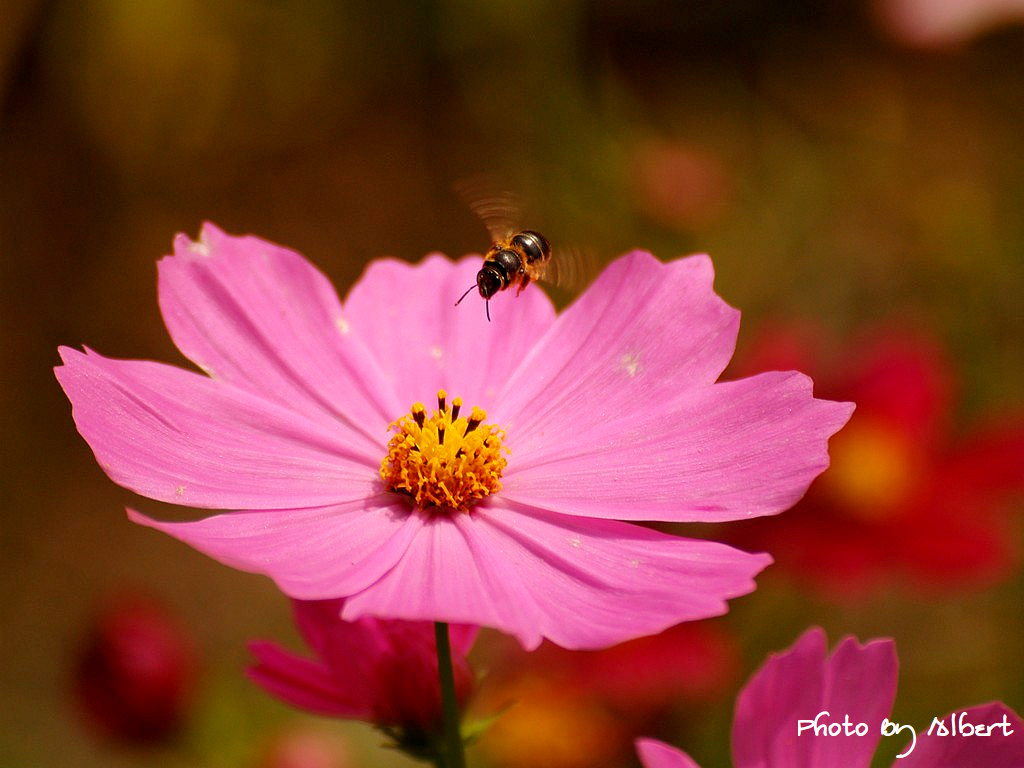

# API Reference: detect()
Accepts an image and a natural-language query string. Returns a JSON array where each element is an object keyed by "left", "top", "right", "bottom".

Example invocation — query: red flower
[{"left": 729, "top": 323, "right": 1024, "bottom": 596}]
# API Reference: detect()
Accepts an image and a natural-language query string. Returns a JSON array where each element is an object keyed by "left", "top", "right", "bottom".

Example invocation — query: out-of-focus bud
[{"left": 73, "top": 593, "right": 198, "bottom": 743}]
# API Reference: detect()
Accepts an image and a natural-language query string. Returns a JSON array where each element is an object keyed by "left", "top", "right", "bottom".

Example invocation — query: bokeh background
[{"left": 3, "top": 1, "right": 1024, "bottom": 766}]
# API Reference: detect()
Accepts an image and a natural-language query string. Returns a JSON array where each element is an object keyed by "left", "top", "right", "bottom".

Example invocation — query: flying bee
[
  {"left": 455, "top": 229, "right": 553, "bottom": 321},
  {"left": 454, "top": 179, "right": 587, "bottom": 321}
]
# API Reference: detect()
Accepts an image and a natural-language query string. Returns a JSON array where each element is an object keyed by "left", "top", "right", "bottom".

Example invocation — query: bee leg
[{"left": 515, "top": 276, "right": 531, "bottom": 296}]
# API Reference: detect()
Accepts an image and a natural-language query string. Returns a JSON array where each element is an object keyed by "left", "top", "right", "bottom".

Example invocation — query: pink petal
[
  {"left": 503, "top": 371, "right": 854, "bottom": 522},
  {"left": 290, "top": 599, "right": 372, "bottom": 661},
  {"left": 732, "top": 628, "right": 896, "bottom": 768},
  {"left": 341, "top": 504, "right": 771, "bottom": 650},
  {"left": 289, "top": 600, "right": 461, "bottom": 680},
  {"left": 251, "top": 600, "right": 477, "bottom": 728},
  {"left": 342, "top": 511, "right": 544, "bottom": 647},
  {"left": 341, "top": 255, "right": 557, "bottom": 412},
  {"left": 635, "top": 738, "right": 703, "bottom": 768},
  {"left": 247, "top": 641, "right": 370, "bottom": 719},
  {"left": 284, "top": 600, "right": 476, "bottom": 731},
  {"left": 128, "top": 499, "right": 421, "bottom": 598},
  {"left": 56, "top": 347, "right": 378, "bottom": 509},
  {"left": 493, "top": 252, "right": 740, "bottom": 432},
  {"left": 813, "top": 635, "right": 899, "bottom": 765},
  {"left": 732, "top": 627, "right": 829, "bottom": 768},
  {"left": 159, "top": 223, "right": 400, "bottom": 431},
  {"left": 895, "top": 702, "right": 1024, "bottom": 767}
]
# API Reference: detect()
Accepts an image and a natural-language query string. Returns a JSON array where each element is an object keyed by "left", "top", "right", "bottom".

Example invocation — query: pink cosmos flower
[
  {"left": 635, "top": 627, "right": 1024, "bottom": 767},
  {"left": 56, "top": 223, "right": 852, "bottom": 650},
  {"left": 248, "top": 599, "right": 474, "bottom": 756}
]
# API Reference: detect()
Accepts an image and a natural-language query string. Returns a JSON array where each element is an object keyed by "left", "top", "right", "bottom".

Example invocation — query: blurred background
[{"left": 2, "top": 0, "right": 1024, "bottom": 766}]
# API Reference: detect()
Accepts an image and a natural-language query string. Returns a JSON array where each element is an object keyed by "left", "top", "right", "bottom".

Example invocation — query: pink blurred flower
[
  {"left": 249, "top": 600, "right": 474, "bottom": 756},
  {"left": 874, "top": 0, "right": 1024, "bottom": 48},
  {"left": 73, "top": 594, "right": 198, "bottom": 744},
  {"left": 629, "top": 139, "right": 734, "bottom": 231},
  {"left": 729, "top": 324, "right": 1024, "bottom": 595},
  {"left": 56, "top": 223, "right": 851, "bottom": 650},
  {"left": 258, "top": 726, "right": 354, "bottom": 768},
  {"left": 636, "top": 627, "right": 1024, "bottom": 767}
]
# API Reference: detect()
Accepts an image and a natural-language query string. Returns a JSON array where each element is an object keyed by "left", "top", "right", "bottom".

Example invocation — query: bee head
[
  {"left": 454, "top": 266, "right": 502, "bottom": 322},
  {"left": 454, "top": 249, "right": 521, "bottom": 323},
  {"left": 475, "top": 264, "right": 504, "bottom": 300}
]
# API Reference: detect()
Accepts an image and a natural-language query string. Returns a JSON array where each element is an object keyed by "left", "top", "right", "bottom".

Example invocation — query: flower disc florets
[{"left": 380, "top": 390, "right": 508, "bottom": 513}]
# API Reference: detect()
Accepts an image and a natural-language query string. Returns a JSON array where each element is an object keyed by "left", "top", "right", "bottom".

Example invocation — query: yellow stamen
[{"left": 380, "top": 390, "right": 508, "bottom": 513}]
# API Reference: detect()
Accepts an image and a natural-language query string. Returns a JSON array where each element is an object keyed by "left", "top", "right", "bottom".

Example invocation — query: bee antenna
[
  {"left": 455, "top": 283, "right": 476, "bottom": 307},
  {"left": 486, "top": 300, "right": 491, "bottom": 322}
]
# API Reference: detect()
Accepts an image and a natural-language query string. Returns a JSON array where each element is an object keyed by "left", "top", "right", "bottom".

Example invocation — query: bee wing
[
  {"left": 543, "top": 245, "right": 597, "bottom": 295},
  {"left": 454, "top": 175, "right": 522, "bottom": 243}
]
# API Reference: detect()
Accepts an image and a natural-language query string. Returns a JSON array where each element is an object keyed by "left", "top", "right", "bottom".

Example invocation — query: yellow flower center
[
  {"left": 380, "top": 390, "right": 508, "bottom": 513},
  {"left": 820, "top": 417, "right": 920, "bottom": 521}
]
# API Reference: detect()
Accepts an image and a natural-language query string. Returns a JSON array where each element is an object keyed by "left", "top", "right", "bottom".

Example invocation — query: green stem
[{"left": 435, "top": 621, "right": 466, "bottom": 768}]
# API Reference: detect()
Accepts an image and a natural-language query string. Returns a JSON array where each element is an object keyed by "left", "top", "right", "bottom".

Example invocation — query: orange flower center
[
  {"left": 821, "top": 417, "right": 920, "bottom": 520},
  {"left": 380, "top": 390, "right": 508, "bottom": 513}
]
